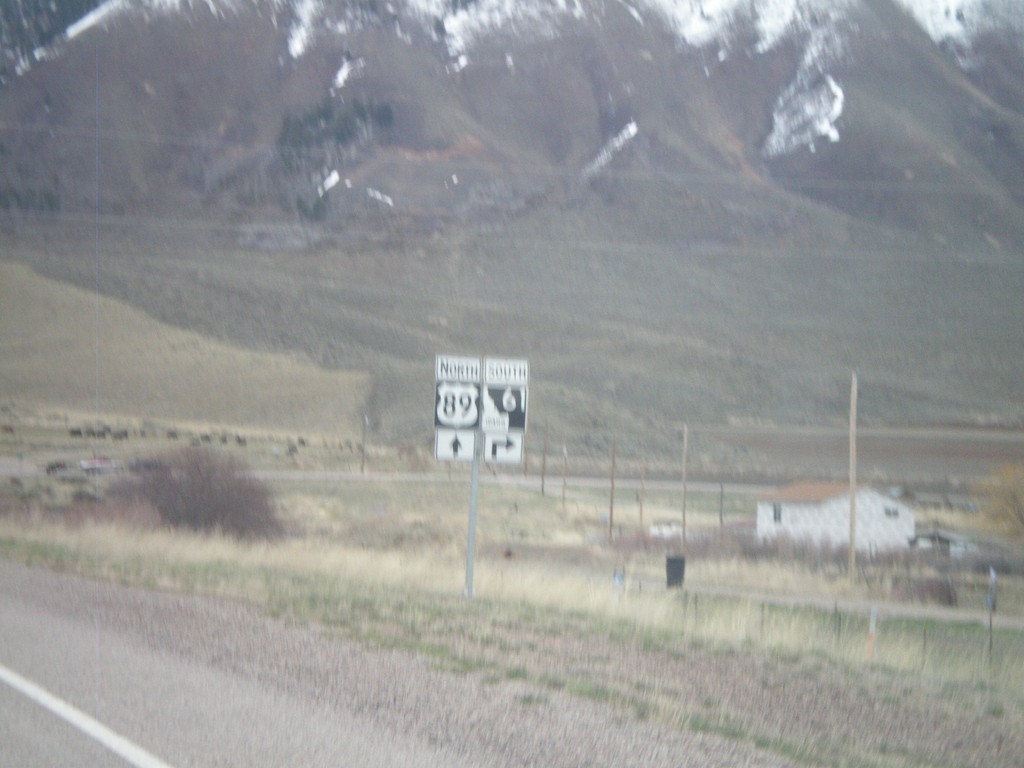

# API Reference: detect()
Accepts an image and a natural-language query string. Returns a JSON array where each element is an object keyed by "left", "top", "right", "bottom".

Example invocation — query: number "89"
[{"left": 436, "top": 383, "right": 479, "bottom": 428}]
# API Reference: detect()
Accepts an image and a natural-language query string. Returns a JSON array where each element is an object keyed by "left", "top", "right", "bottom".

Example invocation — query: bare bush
[{"left": 123, "top": 448, "right": 281, "bottom": 539}]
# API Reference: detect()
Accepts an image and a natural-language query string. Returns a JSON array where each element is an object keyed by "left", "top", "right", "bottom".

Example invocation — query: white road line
[{"left": 0, "top": 662, "right": 176, "bottom": 768}]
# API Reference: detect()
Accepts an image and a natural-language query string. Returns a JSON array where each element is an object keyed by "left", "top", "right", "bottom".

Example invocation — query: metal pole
[{"left": 465, "top": 434, "right": 481, "bottom": 598}]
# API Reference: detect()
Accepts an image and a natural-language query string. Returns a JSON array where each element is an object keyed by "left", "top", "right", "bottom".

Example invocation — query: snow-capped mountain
[{"left": 2, "top": 0, "right": 1023, "bottom": 250}]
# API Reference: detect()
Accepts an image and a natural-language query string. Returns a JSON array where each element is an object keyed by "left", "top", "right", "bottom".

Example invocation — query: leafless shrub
[{"left": 119, "top": 447, "right": 281, "bottom": 539}]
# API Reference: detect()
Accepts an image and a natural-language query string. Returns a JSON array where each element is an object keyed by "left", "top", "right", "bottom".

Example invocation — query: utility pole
[
  {"left": 540, "top": 421, "right": 548, "bottom": 495},
  {"left": 849, "top": 372, "right": 858, "bottom": 586},
  {"left": 361, "top": 413, "right": 368, "bottom": 474},
  {"left": 561, "top": 444, "right": 568, "bottom": 512},
  {"left": 639, "top": 463, "right": 646, "bottom": 532},
  {"left": 608, "top": 438, "right": 616, "bottom": 543},
  {"left": 681, "top": 424, "right": 689, "bottom": 552}
]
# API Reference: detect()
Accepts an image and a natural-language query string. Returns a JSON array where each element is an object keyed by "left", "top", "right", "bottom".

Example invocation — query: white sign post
[{"left": 435, "top": 354, "right": 529, "bottom": 598}]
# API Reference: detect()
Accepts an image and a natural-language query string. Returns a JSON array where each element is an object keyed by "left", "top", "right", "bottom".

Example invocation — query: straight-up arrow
[{"left": 451, "top": 434, "right": 462, "bottom": 457}]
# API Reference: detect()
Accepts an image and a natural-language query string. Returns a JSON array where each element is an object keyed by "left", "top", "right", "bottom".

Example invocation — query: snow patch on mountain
[
  {"left": 333, "top": 56, "right": 364, "bottom": 89},
  {"left": 582, "top": 119, "right": 638, "bottom": 179},
  {"left": 895, "top": 1, "right": 1024, "bottom": 48},
  {"left": 407, "top": 0, "right": 587, "bottom": 57},
  {"left": 67, "top": 0, "right": 261, "bottom": 41},
  {"left": 406, "top": 1, "right": 856, "bottom": 157},
  {"left": 288, "top": 0, "right": 323, "bottom": 58},
  {"left": 367, "top": 187, "right": 394, "bottom": 207},
  {"left": 639, "top": 1, "right": 856, "bottom": 158},
  {"left": 763, "top": 74, "right": 843, "bottom": 157},
  {"left": 65, "top": 0, "right": 128, "bottom": 41},
  {"left": 318, "top": 169, "right": 340, "bottom": 197}
]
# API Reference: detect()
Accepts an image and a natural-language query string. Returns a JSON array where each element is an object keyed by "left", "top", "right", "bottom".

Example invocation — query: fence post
[
  {"left": 988, "top": 611, "right": 994, "bottom": 666},
  {"left": 833, "top": 602, "right": 841, "bottom": 646},
  {"left": 866, "top": 606, "right": 877, "bottom": 663}
]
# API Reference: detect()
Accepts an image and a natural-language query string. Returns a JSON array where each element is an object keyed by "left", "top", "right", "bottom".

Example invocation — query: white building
[{"left": 756, "top": 482, "right": 915, "bottom": 553}]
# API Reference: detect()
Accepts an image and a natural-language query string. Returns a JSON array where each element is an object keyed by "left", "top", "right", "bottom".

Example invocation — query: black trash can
[{"left": 666, "top": 556, "right": 686, "bottom": 588}]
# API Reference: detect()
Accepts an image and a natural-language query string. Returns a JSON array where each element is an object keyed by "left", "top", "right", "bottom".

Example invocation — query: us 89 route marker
[{"left": 434, "top": 355, "right": 481, "bottom": 463}]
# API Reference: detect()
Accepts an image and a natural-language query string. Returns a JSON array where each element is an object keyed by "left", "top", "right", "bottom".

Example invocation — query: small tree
[
  {"left": 134, "top": 448, "right": 282, "bottom": 539},
  {"left": 978, "top": 464, "right": 1024, "bottom": 537}
]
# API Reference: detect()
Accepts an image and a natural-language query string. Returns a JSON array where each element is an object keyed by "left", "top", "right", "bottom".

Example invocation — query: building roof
[{"left": 764, "top": 481, "right": 854, "bottom": 503}]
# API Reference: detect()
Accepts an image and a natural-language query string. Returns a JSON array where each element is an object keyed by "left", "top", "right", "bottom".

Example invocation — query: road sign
[
  {"left": 484, "top": 357, "right": 529, "bottom": 387},
  {"left": 435, "top": 381, "right": 480, "bottom": 429},
  {"left": 482, "top": 357, "right": 528, "bottom": 438},
  {"left": 435, "top": 429, "right": 476, "bottom": 462},
  {"left": 481, "top": 385, "right": 527, "bottom": 433},
  {"left": 484, "top": 431, "right": 524, "bottom": 464},
  {"left": 435, "top": 354, "right": 481, "bottom": 461},
  {"left": 435, "top": 354, "right": 529, "bottom": 600},
  {"left": 436, "top": 354, "right": 480, "bottom": 383}
]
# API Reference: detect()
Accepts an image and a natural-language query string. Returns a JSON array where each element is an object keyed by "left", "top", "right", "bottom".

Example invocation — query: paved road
[{"left": 255, "top": 466, "right": 775, "bottom": 496}]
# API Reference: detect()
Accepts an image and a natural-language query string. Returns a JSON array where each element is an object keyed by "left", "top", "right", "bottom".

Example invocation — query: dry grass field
[{"left": 0, "top": 260, "right": 370, "bottom": 438}]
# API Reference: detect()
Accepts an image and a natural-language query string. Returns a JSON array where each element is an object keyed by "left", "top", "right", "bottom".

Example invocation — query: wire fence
[{"left": 671, "top": 588, "right": 1024, "bottom": 692}]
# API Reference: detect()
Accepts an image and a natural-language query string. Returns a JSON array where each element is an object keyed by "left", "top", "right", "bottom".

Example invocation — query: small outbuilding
[
  {"left": 757, "top": 482, "right": 915, "bottom": 553},
  {"left": 911, "top": 527, "right": 976, "bottom": 558}
]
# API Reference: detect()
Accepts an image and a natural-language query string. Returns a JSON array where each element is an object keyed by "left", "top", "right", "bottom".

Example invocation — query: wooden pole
[
  {"left": 361, "top": 413, "right": 368, "bottom": 475},
  {"left": 608, "top": 438, "right": 616, "bottom": 543},
  {"left": 849, "top": 372, "right": 858, "bottom": 586},
  {"left": 681, "top": 424, "right": 689, "bottom": 552},
  {"left": 639, "top": 463, "right": 646, "bottom": 531},
  {"left": 540, "top": 421, "right": 548, "bottom": 495},
  {"left": 561, "top": 444, "right": 567, "bottom": 512}
]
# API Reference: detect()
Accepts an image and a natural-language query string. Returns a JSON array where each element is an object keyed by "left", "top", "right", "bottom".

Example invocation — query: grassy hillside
[
  {"left": 0, "top": 258, "right": 370, "bottom": 437},
  {"left": 5, "top": 208, "right": 1024, "bottom": 471}
]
